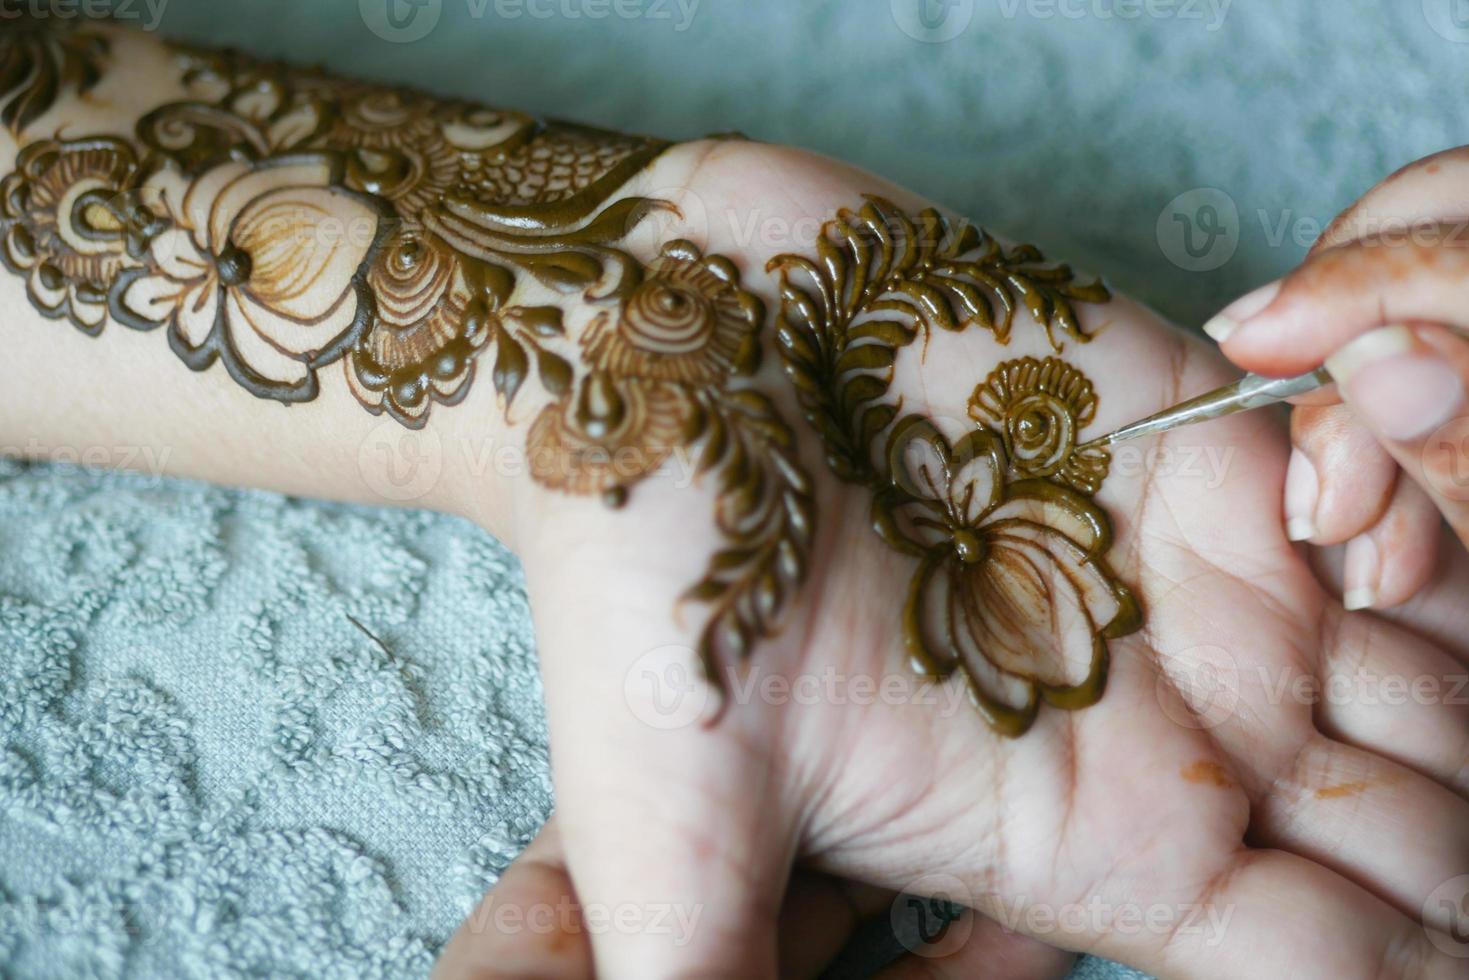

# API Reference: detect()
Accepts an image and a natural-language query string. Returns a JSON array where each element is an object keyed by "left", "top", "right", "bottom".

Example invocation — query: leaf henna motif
[
  {"left": 767, "top": 196, "right": 1110, "bottom": 483},
  {"left": 770, "top": 199, "right": 1142, "bottom": 737},
  {"left": 0, "top": 16, "right": 108, "bottom": 135}
]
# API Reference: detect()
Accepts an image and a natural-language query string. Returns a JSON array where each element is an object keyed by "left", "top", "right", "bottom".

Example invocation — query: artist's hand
[
  {"left": 434, "top": 143, "right": 1469, "bottom": 979},
  {"left": 1203, "top": 145, "right": 1469, "bottom": 617}
]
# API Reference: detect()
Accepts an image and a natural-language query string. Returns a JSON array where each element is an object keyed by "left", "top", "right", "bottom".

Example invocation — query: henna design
[
  {"left": 770, "top": 199, "right": 1141, "bottom": 737},
  {"left": 0, "top": 20, "right": 814, "bottom": 696},
  {"left": 0, "top": 15, "right": 108, "bottom": 134}
]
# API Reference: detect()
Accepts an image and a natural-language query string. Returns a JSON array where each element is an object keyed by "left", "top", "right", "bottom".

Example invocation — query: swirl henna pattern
[
  {"left": 770, "top": 199, "right": 1142, "bottom": 736},
  {"left": 0, "top": 22, "right": 810, "bottom": 696}
]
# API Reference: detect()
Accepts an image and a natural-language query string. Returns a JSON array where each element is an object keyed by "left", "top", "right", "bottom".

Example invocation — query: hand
[
  {"left": 434, "top": 142, "right": 1469, "bottom": 979},
  {"left": 1202, "top": 145, "right": 1469, "bottom": 617}
]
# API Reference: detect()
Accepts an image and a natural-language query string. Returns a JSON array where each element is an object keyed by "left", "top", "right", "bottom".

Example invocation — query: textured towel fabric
[{"left": 4, "top": 1, "right": 1464, "bottom": 976}]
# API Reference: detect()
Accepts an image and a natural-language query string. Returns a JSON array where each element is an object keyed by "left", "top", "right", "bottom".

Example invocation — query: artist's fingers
[
  {"left": 1250, "top": 734, "right": 1469, "bottom": 935},
  {"left": 1324, "top": 324, "right": 1469, "bottom": 548},
  {"left": 871, "top": 909, "right": 1075, "bottom": 980},
  {"left": 1315, "top": 145, "right": 1469, "bottom": 253},
  {"left": 1332, "top": 473, "right": 1443, "bottom": 612},
  {"left": 1285, "top": 403, "right": 1400, "bottom": 546},
  {"left": 1203, "top": 230, "right": 1469, "bottom": 377},
  {"left": 433, "top": 818, "right": 593, "bottom": 980},
  {"left": 1315, "top": 612, "right": 1469, "bottom": 799}
]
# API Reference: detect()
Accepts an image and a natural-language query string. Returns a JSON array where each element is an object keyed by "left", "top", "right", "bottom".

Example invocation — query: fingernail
[
  {"left": 1326, "top": 325, "right": 1466, "bottom": 442},
  {"left": 1283, "top": 448, "right": 1319, "bottom": 542},
  {"left": 1342, "top": 533, "right": 1380, "bottom": 611},
  {"left": 1203, "top": 281, "right": 1282, "bottom": 343}
]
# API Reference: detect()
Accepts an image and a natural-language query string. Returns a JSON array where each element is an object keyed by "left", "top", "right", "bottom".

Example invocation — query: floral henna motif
[
  {"left": 770, "top": 199, "right": 1141, "bottom": 736},
  {"left": 0, "top": 20, "right": 813, "bottom": 699}
]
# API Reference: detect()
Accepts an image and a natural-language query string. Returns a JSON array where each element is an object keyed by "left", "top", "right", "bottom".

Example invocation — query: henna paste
[
  {"left": 0, "top": 19, "right": 812, "bottom": 696},
  {"left": 769, "top": 198, "right": 1141, "bottom": 736}
]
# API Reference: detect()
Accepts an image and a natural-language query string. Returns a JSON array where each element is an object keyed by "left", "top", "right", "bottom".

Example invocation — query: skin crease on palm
[{"left": 2, "top": 24, "right": 1468, "bottom": 980}]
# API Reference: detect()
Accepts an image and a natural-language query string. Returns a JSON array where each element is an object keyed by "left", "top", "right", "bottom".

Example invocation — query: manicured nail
[
  {"left": 1342, "top": 533, "right": 1380, "bottom": 612},
  {"left": 1283, "top": 448, "right": 1319, "bottom": 542},
  {"left": 1203, "top": 280, "right": 1282, "bottom": 343},
  {"left": 1326, "top": 325, "right": 1466, "bottom": 442}
]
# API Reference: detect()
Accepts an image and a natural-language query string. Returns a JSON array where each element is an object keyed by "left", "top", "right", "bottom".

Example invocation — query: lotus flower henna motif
[
  {"left": 111, "top": 155, "right": 392, "bottom": 400},
  {"left": 875, "top": 415, "right": 1141, "bottom": 737}
]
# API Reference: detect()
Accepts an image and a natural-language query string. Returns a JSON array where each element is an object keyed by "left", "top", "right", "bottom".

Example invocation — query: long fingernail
[
  {"left": 1202, "top": 280, "right": 1282, "bottom": 343},
  {"left": 1326, "top": 325, "right": 1466, "bottom": 442},
  {"left": 1342, "top": 533, "right": 1380, "bottom": 611},
  {"left": 1283, "top": 449, "right": 1319, "bottom": 541}
]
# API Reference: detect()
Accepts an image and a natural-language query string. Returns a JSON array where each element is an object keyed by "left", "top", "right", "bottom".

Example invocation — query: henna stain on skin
[
  {"left": 1314, "top": 780, "right": 1373, "bottom": 800},
  {"left": 769, "top": 198, "right": 1142, "bottom": 737},
  {"left": 1181, "top": 761, "right": 1234, "bottom": 789},
  {"left": 0, "top": 18, "right": 813, "bottom": 701}
]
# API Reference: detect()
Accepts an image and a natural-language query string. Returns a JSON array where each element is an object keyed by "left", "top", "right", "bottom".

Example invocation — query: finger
[
  {"left": 1315, "top": 521, "right": 1469, "bottom": 666},
  {"left": 1338, "top": 475, "right": 1443, "bottom": 612},
  {"left": 777, "top": 875, "right": 891, "bottom": 979},
  {"left": 1251, "top": 732, "right": 1469, "bottom": 935},
  {"left": 981, "top": 844, "right": 1467, "bottom": 979},
  {"left": 523, "top": 525, "right": 798, "bottom": 979},
  {"left": 1202, "top": 230, "right": 1469, "bottom": 377},
  {"left": 871, "top": 908, "right": 1074, "bottom": 980},
  {"left": 433, "top": 818, "right": 594, "bottom": 980},
  {"left": 1315, "top": 609, "right": 1469, "bottom": 799},
  {"left": 1286, "top": 403, "right": 1399, "bottom": 545},
  {"left": 1326, "top": 324, "right": 1469, "bottom": 547},
  {"left": 1316, "top": 146, "right": 1469, "bottom": 253}
]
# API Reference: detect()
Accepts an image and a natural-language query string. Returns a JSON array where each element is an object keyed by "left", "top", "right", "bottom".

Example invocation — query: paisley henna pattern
[
  {"left": 770, "top": 198, "right": 1141, "bottom": 736},
  {"left": 0, "top": 20, "right": 812, "bottom": 697}
]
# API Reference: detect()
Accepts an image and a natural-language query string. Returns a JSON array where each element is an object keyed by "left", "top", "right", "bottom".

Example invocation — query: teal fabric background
[{"left": 4, "top": 0, "right": 1465, "bottom": 975}]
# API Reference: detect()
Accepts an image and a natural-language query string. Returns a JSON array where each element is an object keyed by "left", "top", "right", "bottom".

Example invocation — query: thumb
[{"left": 522, "top": 519, "right": 803, "bottom": 979}]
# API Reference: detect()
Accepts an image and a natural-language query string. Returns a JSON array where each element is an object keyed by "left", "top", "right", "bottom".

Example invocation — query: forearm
[{"left": 0, "top": 18, "right": 719, "bottom": 543}]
